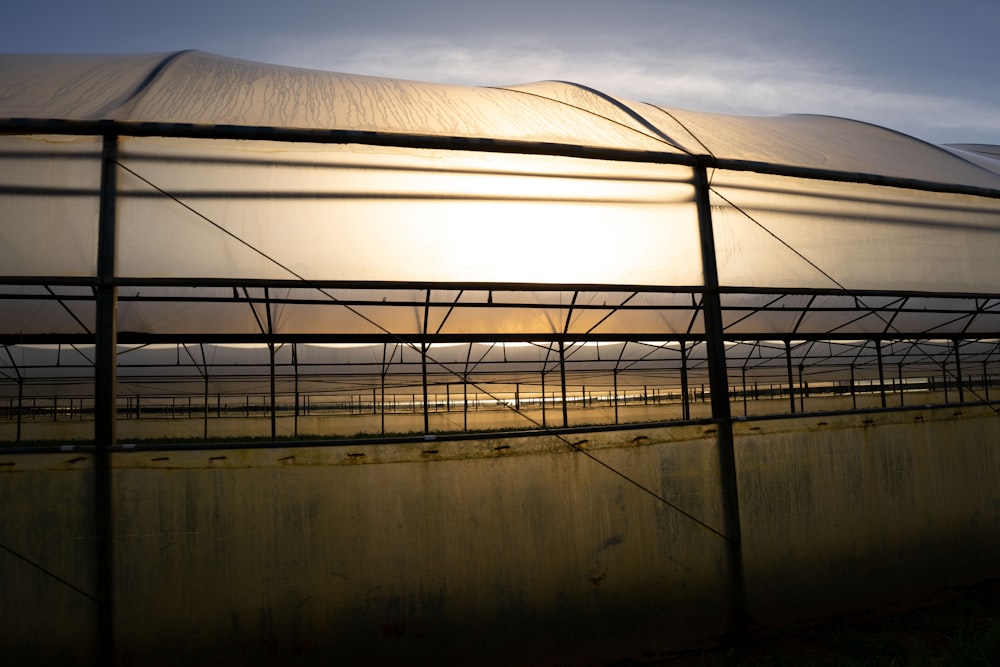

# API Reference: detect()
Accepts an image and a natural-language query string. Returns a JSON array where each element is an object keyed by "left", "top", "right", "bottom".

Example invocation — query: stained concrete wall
[
  {"left": 738, "top": 407, "right": 1000, "bottom": 627},
  {"left": 0, "top": 452, "right": 98, "bottom": 666},
  {"left": 2, "top": 405, "right": 999, "bottom": 666}
]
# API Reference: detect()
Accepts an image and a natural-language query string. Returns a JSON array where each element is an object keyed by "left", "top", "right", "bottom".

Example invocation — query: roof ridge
[
  {"left": 89, "top": 50, "right": 195, "bottom": 119},
  {"left": 496, "top": 80, "right": 687, "bottom": 154}
]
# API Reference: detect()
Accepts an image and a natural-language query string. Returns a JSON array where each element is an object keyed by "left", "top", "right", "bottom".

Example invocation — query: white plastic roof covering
[
  {"left": 1, "top": 51, "right": 1000, "bottom": 399},
  {"left": 3, "top": 51, "right": 999, "bottom": 183}
]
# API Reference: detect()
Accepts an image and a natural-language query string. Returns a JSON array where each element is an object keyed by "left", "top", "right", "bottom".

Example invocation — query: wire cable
[
  {"left": 115, "top": 160, "right": 737, "bottom": 545},
  {"left": 0, "top": 541, "right": 97, "bottom": 602},
  {"left": 709, "top": 186, "right": 1000, "bottom": 415}
]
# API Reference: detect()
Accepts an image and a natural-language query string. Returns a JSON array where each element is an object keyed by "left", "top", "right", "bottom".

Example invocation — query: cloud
[{"left": 256, "top": 29, "right": 1000, "bottom": 145}]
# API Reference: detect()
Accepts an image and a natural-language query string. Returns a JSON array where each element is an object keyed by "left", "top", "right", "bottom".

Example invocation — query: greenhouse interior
[{"left": 2, "top": 51, "right": 999, "bottom": 447}]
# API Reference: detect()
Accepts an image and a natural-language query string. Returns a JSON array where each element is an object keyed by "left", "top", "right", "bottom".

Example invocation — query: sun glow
[
  {"left": 116, "top": 138, "right": 703, "bottom": 286},
  {"left": 418, "top": 154, "right": 703, "bottom": 285}
]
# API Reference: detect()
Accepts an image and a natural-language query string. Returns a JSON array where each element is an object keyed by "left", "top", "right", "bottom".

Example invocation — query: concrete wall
[
  {"left": 738, "top": 407, "right": 1000, "bottom": 626},
  {"left": 0, "top": 452, "right": 98, "bottom": 666},
  {"left": 2, "top": 405, "right": 999, "bottom": 665}
]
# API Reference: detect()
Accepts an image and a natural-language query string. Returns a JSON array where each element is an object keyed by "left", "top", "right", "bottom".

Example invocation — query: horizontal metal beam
[
  {"left": 1, "top": 293, "right": 995, "bottom": 321},
  {"left": 3, "top": 119, "right": 1000, "bottom": 201},
  {"left": 1, "top": 277, "right": 999, "bottom": 302},
  {"left": 2, "top": 331, "right": 996, "bottom": 346}
]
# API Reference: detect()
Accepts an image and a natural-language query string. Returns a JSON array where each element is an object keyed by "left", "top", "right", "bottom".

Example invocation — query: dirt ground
[{"left": 644, "top": 579, "right": 1000, "bottom": 666}]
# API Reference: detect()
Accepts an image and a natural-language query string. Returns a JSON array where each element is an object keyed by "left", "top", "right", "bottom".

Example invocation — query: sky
[{"left": 3, "top": 0, "right": 999, "bottom": 145}]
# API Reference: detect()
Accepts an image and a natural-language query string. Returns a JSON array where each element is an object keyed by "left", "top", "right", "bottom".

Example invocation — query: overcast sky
[{"left": 4, "top": 0, "right": 998, "bottom": 145}]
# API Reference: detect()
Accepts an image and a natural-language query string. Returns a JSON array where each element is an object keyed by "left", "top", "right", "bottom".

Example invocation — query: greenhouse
[
  {"left": 3, "top": 51, "right": 1000, "bottom": 666},
  {"left": 2, "top": 51, "right": 1000, "bottom": 445}
]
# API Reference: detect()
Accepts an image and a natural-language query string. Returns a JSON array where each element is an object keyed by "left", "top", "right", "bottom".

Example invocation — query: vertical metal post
[
  {"left": 798, "top": 365, "right": 805, "bottom": 413},
  {"left": 984, "top": 361, "right": 990, "bottom": 402},
  {"left": 558, "top": 341, "right": 569, "bottom": 427},
  {"left": 421, "top": 342, "right": 429, "bottom": 434},
  {"left": 953, "top": 339, "right": 964, "bottom": 404},
  {"left": 613, "top": 369, "right": 619, "bottom": 424},
  {"left": 542, "top": 362, "right": 547, "bottom": 428},
  {"left": 898, "top": 363, "right": 905, "bottom": 406},
  {"left": 784, "top": 340, "right": 795, "bottom": 413},
  {"left": 680, "top": 342, "right": 690, "bottom": 420},
  {"left": 876, "top": 341, "right": 887, "bottom": 408},
  {"left": 264, "top": 288, "right": 277, "bottom": 440},
  {"left": 462, "top": 343, "right": 471, "bottom": 431},
  {"left": 199, "top": 342, "right": 209, "bottom": 439},
  {"left": 95, "top": 133, "right": 119, "bottom": 666},
  {"left": 293, "top": 343, "right": 300, "bottom": 437},
  {"left": 741, "top": 366, "right": 748, "bottom": 416},
  {"left": 850, "top": 365, "right": 857, "bottom": 409},
  {"left": 267, "top": 346, "right": 276, "bottom": 438},
  {"left": 16, "top": 376, "right": 23, "bottom": 443},
  {"left": 694, "top": 165, "right": 746, "bottom": 638},
  {"left": 423, "top": 292, "right": 431, "bottom": 434},
  {"left": 203, "top": 372, "right": 209, "bottom": 439},
  {"left": 381, "top": 343, "right": 388, "bottom": 434}
]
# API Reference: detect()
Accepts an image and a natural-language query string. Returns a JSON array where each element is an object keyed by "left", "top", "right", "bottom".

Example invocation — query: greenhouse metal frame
[{"left": 3, "top": 121, "right": 1000, "bottom": 448}]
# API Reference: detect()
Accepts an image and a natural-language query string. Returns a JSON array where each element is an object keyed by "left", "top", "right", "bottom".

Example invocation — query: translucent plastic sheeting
[
  {"left": 723, "top": 338, "right": 1000, "bottom": 385},
  {"left": 117, "top": 287, "right": 267, "bottom": 337},
  {"left": 112, "top": 286, "right": 705, "bottom": 337},
  {"left": 0, "top": 52, "right": 679, "bottom": 152},
  {"left": 0, "top": 340, "right": 695, "bottom": 399},
  {"left": 501, "top": 82, "right": 697, "bottom": 153},
  {"left": 0, "top": 284, "right": 702, "bottom": 338},
  {"left": 0, "top": 53, "right": 174, "bottom": 120},
  {"left": 710, "top": 170, "right": 1000, "bottom": 293},
  {"left": 115, "top": 136, "right": 702, "bottom": 285},
  {"left": 12, "top": 337, "right": 997, "bottom": 400},
  {"left": 717, "top": 293, "right": 1000, "bottom": 338},
  {"left": 9, "top": 53, "right": 1000, "bottom": 185},
  {"left": 0, "top": 135, "right": 101, "bottom": 277},
  {"left": 11, "top": 283, "right": 996, "bottom": 340},
  {"left": 656, "top": 110, "right": 1000, "bottom": 189},
  {"left": 0, "top": 344, "right": 98, "bottom": 399},
  {"left": 4, "top": 338, "right": 997, "bottom": 406},
  {"left": 0, "top": 285, "right": 94, "bottom": 336},
  {"left": 2, "top": 343, "right": 96, "bottom": 374},
  {"left": 942, "top": 145, "right": 1000, "bottom": 177},
  {"left": 1, "top": 341, "right": 689, "bottom": 377}
]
